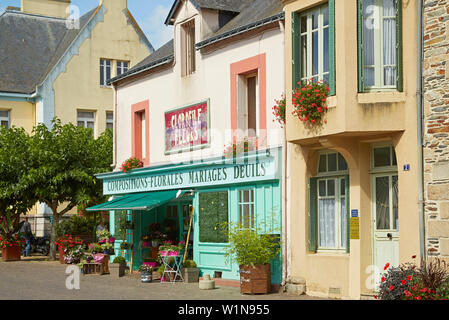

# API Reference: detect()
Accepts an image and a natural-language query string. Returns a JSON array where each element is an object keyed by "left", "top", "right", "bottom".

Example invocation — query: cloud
[{"left": 140, "top": 4, "right": 173, "bottom": 50}]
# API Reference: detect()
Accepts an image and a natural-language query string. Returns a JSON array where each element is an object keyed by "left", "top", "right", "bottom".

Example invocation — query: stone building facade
[{"left": 423, "top": 0, "right": 449, "bottom": 260}]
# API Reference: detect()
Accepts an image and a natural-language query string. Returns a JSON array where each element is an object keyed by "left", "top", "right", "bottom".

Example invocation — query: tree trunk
[{"left": 49, "top": 209, "right": 60, "bottom": 261}]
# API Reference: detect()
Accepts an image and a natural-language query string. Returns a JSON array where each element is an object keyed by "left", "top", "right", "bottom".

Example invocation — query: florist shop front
[{"left": 87, "top": 148, "right": 283, "bottom": 285}]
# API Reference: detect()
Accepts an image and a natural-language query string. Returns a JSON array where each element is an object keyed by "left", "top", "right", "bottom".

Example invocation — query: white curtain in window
[
  {"left": 383, "top": 0, "right": 396, "bottom": 86},
  {"left": 363, "top": 0, "right": 375, "bottom": 87},
  {"left": 319, "top": 199, "right": 336, "bottom": 248},
  {"left": 340, "top": 197, "right": 346, "bottom": 249}
]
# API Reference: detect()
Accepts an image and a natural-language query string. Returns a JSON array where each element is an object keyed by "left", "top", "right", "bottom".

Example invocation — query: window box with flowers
[
  {"left": 121, "top": 157, "right": 144, "bottom": 173},
  {"left": 224, "top": 136, "right": 261, "bottom": 159},
  {"left": 292, "top": 80, "right": 330, "bottom": 126}
]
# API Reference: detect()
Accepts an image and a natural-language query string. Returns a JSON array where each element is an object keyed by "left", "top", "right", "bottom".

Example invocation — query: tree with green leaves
[
  {"left": 23, "top": 119, "right": 113, "bottom": 260},
  {"left": 0, "top": 126, "right": 36, "bottom": 243}
]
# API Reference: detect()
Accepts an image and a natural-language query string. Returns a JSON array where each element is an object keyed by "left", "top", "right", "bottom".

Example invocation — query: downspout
[
  {"left": 112, "top": 82, "right": 118, "bottom": 171},
  {"left": 416, "top": 0, "right": 426, "bottom": 261}
]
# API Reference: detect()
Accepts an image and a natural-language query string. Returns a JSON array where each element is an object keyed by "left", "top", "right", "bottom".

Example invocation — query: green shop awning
[{"left": 86, "top": 190, "right": 187, "bottom": 212}]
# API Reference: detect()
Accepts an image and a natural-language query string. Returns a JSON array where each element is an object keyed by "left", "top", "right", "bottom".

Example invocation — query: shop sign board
[
  {"left": 103, "top": 155, "right": 279, "bottom": 196},
  {"left": 164, "top": 99, "right": 210, "bottom": 154}
]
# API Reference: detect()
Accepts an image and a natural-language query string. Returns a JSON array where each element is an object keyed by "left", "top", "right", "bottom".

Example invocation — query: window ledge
[
  {"left": 326, "top": 95, "right": 337, "bottom": 108},
  {"left": 357, "top": 92, "right": 406, "bottom": 104}
]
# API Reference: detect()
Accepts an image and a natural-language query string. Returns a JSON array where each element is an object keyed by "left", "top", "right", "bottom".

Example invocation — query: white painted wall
[{"left": 115, "top": 3, "right": 285, "bottom": 169}]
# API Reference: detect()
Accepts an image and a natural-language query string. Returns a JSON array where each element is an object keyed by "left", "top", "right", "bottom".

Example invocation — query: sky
[{"left": 0, "top": 0, "right": 174, "bottom": 50}]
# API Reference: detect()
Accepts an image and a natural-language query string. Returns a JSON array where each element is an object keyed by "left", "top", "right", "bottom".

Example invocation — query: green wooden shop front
[{"left": 94, "top": 148, "right": 283, "bottom": 284}]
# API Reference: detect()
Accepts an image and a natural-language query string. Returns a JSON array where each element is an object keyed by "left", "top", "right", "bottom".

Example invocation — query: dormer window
[{"left": 181, "top": 19, "right": 196, "bottom": 76}]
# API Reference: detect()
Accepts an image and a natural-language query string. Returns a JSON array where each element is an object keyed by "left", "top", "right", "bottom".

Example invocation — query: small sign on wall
[{"left": 350, "top": 216, "right": 360, "bottom": 240}]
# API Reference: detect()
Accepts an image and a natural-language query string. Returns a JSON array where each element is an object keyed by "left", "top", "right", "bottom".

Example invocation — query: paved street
[{"left": 0, "top": 257, "right": 325, "bottom": 300}]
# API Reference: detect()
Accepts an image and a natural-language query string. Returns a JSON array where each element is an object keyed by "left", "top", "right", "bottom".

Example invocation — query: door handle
[{"left": 387, "top": 233, "right": 393, "bottom": 240}]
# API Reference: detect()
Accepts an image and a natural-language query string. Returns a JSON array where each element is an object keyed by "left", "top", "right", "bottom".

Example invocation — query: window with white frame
[
  {"left": 100, "top": 59, "right": 112, "bottom": 86},
  {"left": 299, "top": 4, "right": 330, "bottom": 84},
  {"left": 0, "top": 110, "right": 10, "bottom": 129},
  {"left": 106, "top": 111, "right": 113, "bottom": 131},
  {"left": 116, "top": 61, "right": 129, "bottom": 76},
  {"left": 238, "top": 189, "right": 255, "bottom": 229},
  {"left": 309, "top": 151, "right": 349, "bottom": 252},
  {"left": 77, "top": 111, "right": 95, "bottom": 132},
  {"left": 359, "top": 0, "right": 402, "bottom": 91}
]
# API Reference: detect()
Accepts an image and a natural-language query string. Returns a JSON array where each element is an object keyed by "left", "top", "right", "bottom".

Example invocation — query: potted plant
[
  {"left": 55, "top": 234, "right": 84, "bottom": 264},
  {"left": 138, "top": 264, "right": 153, "bottom": 283},
  {"left": 182, "top": 260, "right": 200, "bottom": 283},
  {"left": 222, "top": 222, "right": 281, "bottom": 294},
  {"left": 0, "top": 234, "right": 25, "bottom": 262},
  {"left": 120, "top": 242, "right": 132, "bottom": 250},
  {"left": 110, "top": 256, "right": 127, "bottom": 277}
]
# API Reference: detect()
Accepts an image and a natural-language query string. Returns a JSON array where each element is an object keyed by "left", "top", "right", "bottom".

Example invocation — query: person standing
[{"left": 20, "top": 217, "right": 33, "bottom": 257}]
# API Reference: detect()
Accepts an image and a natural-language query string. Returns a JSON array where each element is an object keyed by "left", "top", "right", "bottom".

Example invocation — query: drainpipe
[
  {"left": 416, "top": 0, "right": 426, "bottom": 261},
  {"left": 112, "top": 82, "right": 118, "bottom": 170}
]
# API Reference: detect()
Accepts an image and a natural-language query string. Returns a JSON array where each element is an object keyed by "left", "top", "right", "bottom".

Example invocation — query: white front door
[{"left": 372, "top": 174, "right": 399, "bottom": 290}]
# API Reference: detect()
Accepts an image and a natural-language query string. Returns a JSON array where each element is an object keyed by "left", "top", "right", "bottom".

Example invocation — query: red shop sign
[{"left": 164, "top": 99, "right": 210, "bottom": 154}]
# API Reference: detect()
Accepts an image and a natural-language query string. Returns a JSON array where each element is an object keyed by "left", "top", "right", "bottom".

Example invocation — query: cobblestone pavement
[{"left": 0, "top": 257, "right": 327, "bottom": 300}]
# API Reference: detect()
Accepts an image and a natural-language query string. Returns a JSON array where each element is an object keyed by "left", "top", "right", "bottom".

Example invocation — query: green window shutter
[
  {"left": 345, "top": 174, "right": 350, "bottom": 253},
  {"left": 395, "top": 0, "right": 403, "bottom": 92},
  {"left": 328, "top": 0, "right": 336, "bottom": 96},
  {"left": 357, "top": 0, "right": 364, "bottom": 93},
  {"left": 292, "top": 11, "right": 301, "bottom": 91},
  {"left": 308, "top": 177, "right": 318, "bottom": 253}
]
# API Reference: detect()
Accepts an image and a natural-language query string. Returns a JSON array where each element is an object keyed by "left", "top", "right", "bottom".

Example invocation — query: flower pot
[
  {"left": 140, "top": 271, "right": 152, "bottom": 283},
  {"left": 110, "top": 262, "right": 126, "bottom": 277},
  {"left": 182, "top": 268, "right": 200, "bottom": 283},
  {"left": 1, "top": 246, "right": 21, "bottom": 262},
  {"left": 58, "top": 247, "right": 65, "bottom": 264},
  {"left": 239, "top": 264, "right": 271, "bottom": 294}
]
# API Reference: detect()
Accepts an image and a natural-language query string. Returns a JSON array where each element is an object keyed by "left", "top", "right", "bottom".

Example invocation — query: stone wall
[{"left": 423, "top": 0, "right": 449, "bottom": 259}]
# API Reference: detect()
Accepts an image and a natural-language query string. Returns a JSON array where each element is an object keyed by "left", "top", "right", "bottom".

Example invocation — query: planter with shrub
[
  {"left": 182, "top": 260, "right": 200, "bottom": 283},
  {"left": 110, "top": 256, "right": 127, "bottom": 277},
  {"left": 222, "top": 222, "right": 281, "bottom": 294}
]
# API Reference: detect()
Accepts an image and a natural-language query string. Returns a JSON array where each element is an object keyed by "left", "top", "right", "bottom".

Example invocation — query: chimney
[{"left": 21, "top": 0, "right": 71, "bottom": 18}]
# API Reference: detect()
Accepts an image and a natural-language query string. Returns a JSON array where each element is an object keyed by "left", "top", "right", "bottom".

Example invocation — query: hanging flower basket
[
  {"left": 272, "top": 94, "right": 286, "bottom": 128},
  {"left": 292, "top": 79, "right": 329, "bottom": 125}
]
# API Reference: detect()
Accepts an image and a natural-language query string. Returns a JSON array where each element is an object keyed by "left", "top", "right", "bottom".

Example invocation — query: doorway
[{"left": 371, "top": 145, "right": 399, "bottom": 290}]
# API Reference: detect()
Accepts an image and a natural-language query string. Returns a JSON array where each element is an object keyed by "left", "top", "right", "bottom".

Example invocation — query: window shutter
[
  {"left": 308, "top": 177, "right": 318, "bottom": 253},
  {"left": 328, "top": 0, "right": 336, "bottom": 96},
  {"left": 345, "top": 174, "right": 350, "bottom": 253},
  {"left": 395, "top": 0, "right": 403, "bottom": 92},
  {"left": 357, "top": 0, "right": 364, "bottom": 93},
  {"left": 292, "top": 11, "right": 301, "bottom": 92}
]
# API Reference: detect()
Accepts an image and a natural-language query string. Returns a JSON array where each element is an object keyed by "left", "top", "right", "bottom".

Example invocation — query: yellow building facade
[
  {"left": 0, "top": 0, "right": 153, "bottom": 235},
  {"left": 283, "top": 0, "right": 422, "bottom": 299}
]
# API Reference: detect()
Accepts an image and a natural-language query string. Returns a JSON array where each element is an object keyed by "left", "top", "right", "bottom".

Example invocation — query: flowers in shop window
[
  {"left": 121, "top": 157, "right": 143, "bottom": 173},
  {"left": 272, "top": 94, "right": 286, "bottom": 128},
  {"left": 292, "top": 79, "right": 329, "bottom": 125}
]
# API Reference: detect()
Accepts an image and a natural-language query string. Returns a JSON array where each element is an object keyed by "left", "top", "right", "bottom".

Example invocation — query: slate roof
[
  {"left": 110, "top": 0, "right": 284, "bottom": 84},
  {"left": 165, "top": 0, "right": 246, "bottom": 25},
  {"left": 0, "top": 7, "right": 99, "bottom": 94}
]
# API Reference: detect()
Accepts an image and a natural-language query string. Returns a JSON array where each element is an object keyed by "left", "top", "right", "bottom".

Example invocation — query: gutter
[
  {"left": 195, "top": 12, "right": 285, "bottom": 50},
  {"left": 0, "top": 91, "right": 39, "bottom": 102},
  {"left": 107, "top": 55, "right": 174, "bottom": 85},
  {"left": 416, "top": 0, "right": 425, "bottom": 260}
]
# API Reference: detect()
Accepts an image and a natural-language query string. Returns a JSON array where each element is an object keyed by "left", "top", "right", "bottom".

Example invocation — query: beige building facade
[
  {"left": 0, "top": 0, "right": 153, "bottom": 235},
  {"left": 283, "top": 0, "right": 422, "bottom": 299}
]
